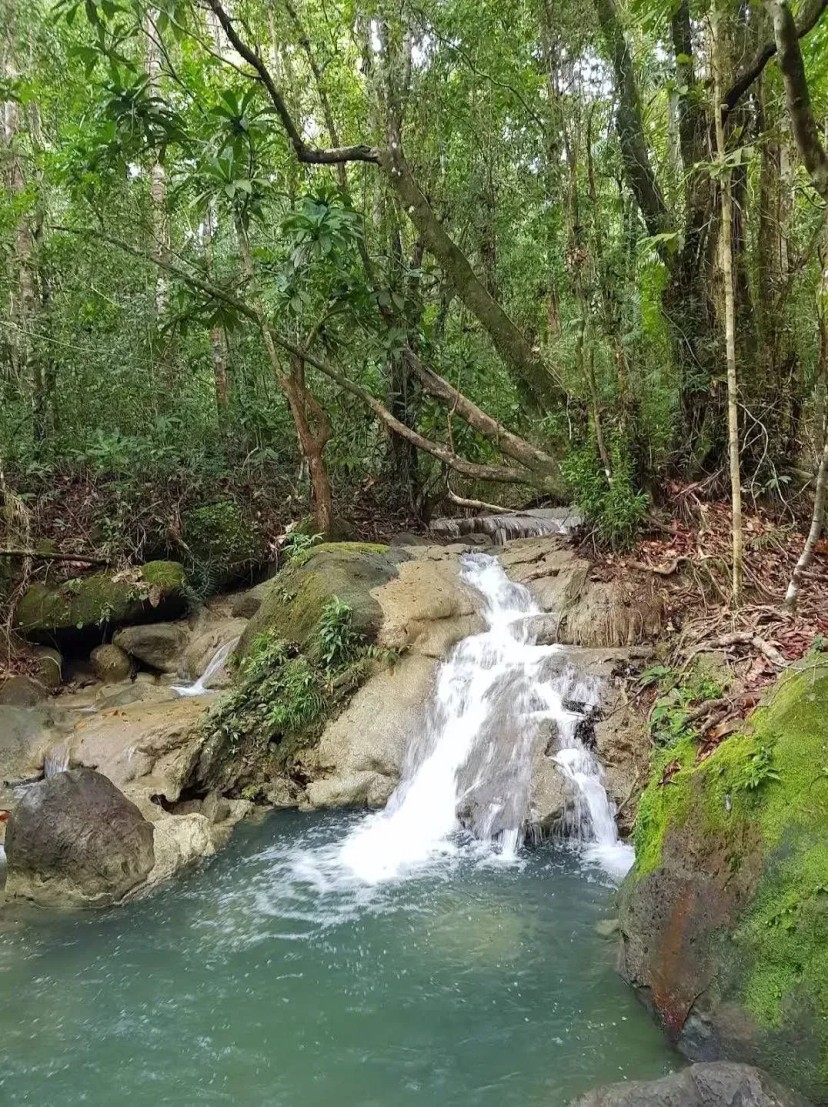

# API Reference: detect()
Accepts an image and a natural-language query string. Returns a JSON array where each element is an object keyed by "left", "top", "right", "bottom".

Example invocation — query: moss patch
[
  {"left": 193, "top": 599, "right": 386, "bottom": 793},
  {"left": 182, "top": 500, "right": 267, "bottom": 590},
  {"left": 237, "top": 542, "right": 404, "bottom": 659},
  {"left": 629, "top": 659, "right": 828, "bottom": 1080},
  {"left": 14, "top": 561, "right": 186, "bottom": 635}
]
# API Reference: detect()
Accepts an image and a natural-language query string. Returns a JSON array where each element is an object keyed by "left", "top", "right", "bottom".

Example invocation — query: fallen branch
[
  {"left": 0, "top": 549, "right": 112, "bottom": 565},
  {"left": 445, "top": 488, "right": 512, "bottom": 514},
  {"left": 713, "top": 631, "right": 787, "bottom": 668}
]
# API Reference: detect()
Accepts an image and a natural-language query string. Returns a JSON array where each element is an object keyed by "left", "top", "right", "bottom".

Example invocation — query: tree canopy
[{"left": 2, "top": 0, "right": 828, "bottom": 572}]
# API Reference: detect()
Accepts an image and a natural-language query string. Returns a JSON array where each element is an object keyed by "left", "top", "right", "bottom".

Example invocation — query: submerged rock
[
  {"left": 571, "top": 1062, "right": 812, "bottom": 1106},
  {"left": 619, "top": 660, "right": 828, "bottom": 1102},
  {"left": 4, "top": 768, "right": 155, "bottom": 909}
]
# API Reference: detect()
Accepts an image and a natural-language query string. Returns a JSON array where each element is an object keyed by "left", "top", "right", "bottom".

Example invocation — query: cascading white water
[
  {"left": 43, "top": 742, "right": 71, "bottom": 777},
  {"left": 172, "top": 638, "right": 238, "bottom": 697},
  {"left": 339, "top": 554, "right": 632, "bottom": 883}
]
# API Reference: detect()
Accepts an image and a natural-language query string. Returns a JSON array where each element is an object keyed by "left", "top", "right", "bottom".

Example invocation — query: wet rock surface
[
  {"left": 571, "top": 1062, "right": 812, "bottom": 1106},
  {"left": 4, "top": 768, "right": 155, "bottom": 909},
  {"left": 619, "top": 660, "right": 828, "bottom": 1103}
]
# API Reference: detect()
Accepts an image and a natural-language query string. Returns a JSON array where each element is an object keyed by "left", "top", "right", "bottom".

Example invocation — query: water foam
[{"left": 338, "top": 554, "right": 632, "bottom": 883}]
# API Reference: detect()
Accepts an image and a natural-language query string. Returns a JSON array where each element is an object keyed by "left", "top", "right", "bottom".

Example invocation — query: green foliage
[
  {"left": 282, "top": 531, "right": 323, "bottom": 565},
  {"left": 733, "top": 744, "right": 781, "bottom": 794},
  {"left": 316, "top": 597, "right": 363, "bottom": 670},
  {"left": 562, "top": 435, "right": 649, "bottom": 550}
]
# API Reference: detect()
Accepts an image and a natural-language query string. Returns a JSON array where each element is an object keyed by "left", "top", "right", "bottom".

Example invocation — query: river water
[
  {"left": 0, "top": 813, "right": 674, "bottom": 1106},
  {"left": 0, "top": 554, "right": 676, "bottom": 1102}
]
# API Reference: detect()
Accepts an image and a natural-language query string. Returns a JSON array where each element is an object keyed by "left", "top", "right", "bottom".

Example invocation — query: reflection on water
[{"left": 0, "top": 812, "right": 675, "bottom": 1107}]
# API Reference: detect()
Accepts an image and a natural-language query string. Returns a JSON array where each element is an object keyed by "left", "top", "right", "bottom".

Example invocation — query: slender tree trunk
[
  {"left": 234, "top": 217, "right": 334, "bottom": 534},
  {"left": 713, "top": 2, "right": 744, "bottom": 600},
  {"left": 203, "top": 205, "right": 230, "bottom": 422},
  {"left": 785, "top": 221, "right": 828, "bottom": 610},
  {"left": 144, "top": 8, "right": 169, "bottom": 320}
]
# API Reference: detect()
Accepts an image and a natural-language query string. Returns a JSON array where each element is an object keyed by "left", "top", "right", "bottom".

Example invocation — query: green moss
[
  {"left": 195, "top": 604, "right": 386, "bottom": 791},
  {"left": 237, "top": 542, "right": 402, "bottom": 659},
  {"left": 182, "top": 501, "right": 265, "bottom": 589},
  {"left": 632, "top": 735, "right": 697, "bottom": 875},
  {"left": 632, "top": 660, "right": 828, "bottom": 1046},
  {"left": 140, "top": 560, "right": 186, "bottom": 589},
  {"left": 14, "top": 561, "right": 185, "bottom": 633}
]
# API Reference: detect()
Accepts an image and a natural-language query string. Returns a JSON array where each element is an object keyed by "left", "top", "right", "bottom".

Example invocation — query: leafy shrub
[
  {"left": 562, "top": 434, "right": 649, "bottom": 550},
  {"left": 316, "top": 596, "right": 363, "bottom": 669}
]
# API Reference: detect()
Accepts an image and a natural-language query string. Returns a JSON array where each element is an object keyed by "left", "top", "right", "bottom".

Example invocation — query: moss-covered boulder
[
  {"left": 619, "top": 659, "right": 828, "bottom": 1102},
  {"left": 182, "top": 500, "right": 268, "bottom": 589},
  {"left": 236, "top": 542, "right": 407, "bottom": 660},
  {"left": 14, "top": 561, "right": 187, "bottom": 640}
]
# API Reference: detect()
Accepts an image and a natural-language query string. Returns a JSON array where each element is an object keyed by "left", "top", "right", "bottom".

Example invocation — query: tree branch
[
  {"left": 766, "top": 0, "right": 828, "bottom": 200},
  {"left": 53, "top": 225, "right": 550, "bottom": 490},
  {"left": 204, "top": 0, "right": 379, "bottom": 165},
  {"left": 725, "top": 0, "right": 828, "bottom": 113}
]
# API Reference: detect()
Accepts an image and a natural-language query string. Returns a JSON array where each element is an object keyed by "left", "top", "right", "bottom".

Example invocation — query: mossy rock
[
  {"left": 236, "top": 542, "right": 407, "bottom": 661},
  {"left": 14, "top": 561, "right": 187, "bottom": 639},
  {"left": 182, "top": 500, "right": 268, "bottom": 590},
  {"left": 619, "top": 659, "right": 828, "bottom": 1102}
]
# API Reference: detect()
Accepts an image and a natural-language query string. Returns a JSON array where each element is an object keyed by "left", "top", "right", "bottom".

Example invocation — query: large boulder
[
  {"left": 182, "top": 500, "right": 269, "bottom": 589},
  {"left": 13, "top": 561, "right": 187, "bottom": 641},
  {"left": 113, "top": 622, "right": 189, "bottom": 673},
  {"left": 0, "top": 674, "right": 49, "bottom": 707},
  {"left": 500, "top": 538, "right": 664, "bottom": 647},
  {"left": 619, "top": 660, "right": 828, "bottom": 1103},
  {"left": 306, "top": 653, "right": 437, "bottom": 808},
  {"left": 4, "top": 768, "right": 156, "bottom": 909},
  {"left": 237, "top": 542, "right": 407, "bottom": 659},
  {"left": 571, "top": 1062, "right": 811, "bottom": 1106}
]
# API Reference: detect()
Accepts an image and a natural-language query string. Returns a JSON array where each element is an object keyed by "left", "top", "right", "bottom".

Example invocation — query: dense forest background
[{"left": 2, "top": 0, "right": 827, "bottom": 599}]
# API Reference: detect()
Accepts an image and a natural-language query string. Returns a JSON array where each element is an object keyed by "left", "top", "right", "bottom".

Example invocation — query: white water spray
[
  {"left": 340, "top": 554, "right": 632, "bottom": 883},
  {"left": 172, "top": 638, "right": 238, "bottom": 697}
]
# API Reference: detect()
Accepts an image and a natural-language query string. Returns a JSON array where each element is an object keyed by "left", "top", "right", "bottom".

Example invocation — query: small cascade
[
  {"left": 172, "top": 638, "right": 238, "bottom": 697},
  {"left": 430, "top": 507, "right": 580, "bottom": 545},
  {"left": 43, "top": 742, "right": 71, "bottom": 778},
  {"left": 339, "top": 554, "right": 632, "bottom": 883}
]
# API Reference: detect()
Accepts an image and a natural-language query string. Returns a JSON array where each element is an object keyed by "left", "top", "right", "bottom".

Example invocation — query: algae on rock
[
  {"left": 620, "top": 659, "right": 828, "bottom": 1103},
  {"left": 14, "top": 561, "right": 187, "bottom": 637},
  {"left": 236, "top": 542, "right": 407, "bottom": 659}
]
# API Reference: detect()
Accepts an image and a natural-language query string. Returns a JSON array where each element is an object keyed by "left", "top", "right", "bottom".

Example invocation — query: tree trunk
[
  {"left": 234, "top": 217, "right": 334, "bottom": 534},
  {"left": 713, "top": 2, "right": 744, "bottom": 600}
]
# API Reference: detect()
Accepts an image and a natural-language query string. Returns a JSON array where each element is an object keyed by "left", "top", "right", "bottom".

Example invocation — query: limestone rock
[
  {"left": 184, "top": 618, "right": 247, "bottom": 682},
  {"left": 306, "top": 653, "right": 436, "bottom": 809},
  {"left": 145, "top": 813, "right": 215, "bottom": 887},
  {"left": 230, "top": 583, "right": 268, "bottom": 619},
  {"left": 570, "top": 1063, "right": 812, "bottom": 1106},
  {"left": 375, "top": 555, "right": 484, "bottom": 657},
  {"left": 499, "top": 537, "right": 664, "bottom": 647},
  {"left": 0, "top": 674, "right": 49, "bottom": 707},
  {"left": 33, "top": 646, "right": 62, "bottom": 689},
  {"left": 619, "top": 660, "right": 828, "bottom": 1103},
  {"left": 13, "top": 561, "right": 187, "bottom": 639},
  {"left": 91, "top": 643, "right": 132, "bottom": 683},
  {"left": 237, "top": 542, "right": 408, "bottom": 659},
  {"left": 114, "top": 622, "right": 189, "bottom": 673},
  {"left": 4, "top": 768, "right": 155, "bottom": 909}
]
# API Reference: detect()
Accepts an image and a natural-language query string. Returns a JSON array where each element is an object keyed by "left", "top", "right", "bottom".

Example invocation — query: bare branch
[
  {"left": 725, "top": 0, "right": 828, "bottom": 114},
  {"left": 204, "top": 0, "right": 379, "bottom": 165}
]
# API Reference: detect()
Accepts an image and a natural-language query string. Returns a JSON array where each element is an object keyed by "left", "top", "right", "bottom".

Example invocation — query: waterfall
[
  {"left": 43, "top": 743, "right": 71, "bottom": 777},
  {"left": 340, "top": 554, "right": 632, "bottom": 883},
  {"left": 172, "top": 638, "right": 238, "bottom": 697}
]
